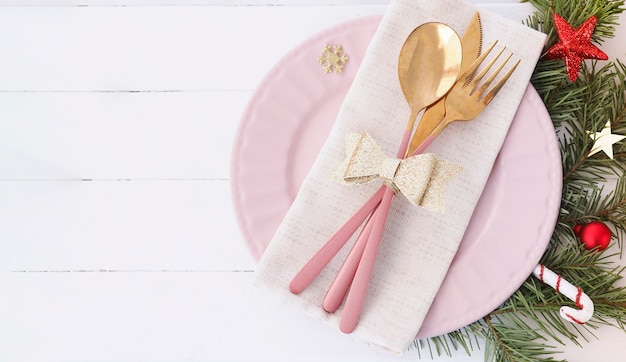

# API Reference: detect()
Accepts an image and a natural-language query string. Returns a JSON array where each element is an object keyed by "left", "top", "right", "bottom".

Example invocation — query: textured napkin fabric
[{"left": 255, "top": 0, "right": 546, "bottom": 354}]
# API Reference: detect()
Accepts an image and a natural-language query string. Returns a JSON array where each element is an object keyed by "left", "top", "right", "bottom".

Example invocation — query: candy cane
[{"left": 532, "top": 264, "right": 594, "bottom": 324}]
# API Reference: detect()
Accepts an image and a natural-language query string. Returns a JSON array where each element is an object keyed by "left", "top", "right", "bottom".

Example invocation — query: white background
[{"left": 1, "top": 1, "right": 625, "bottom": 361}]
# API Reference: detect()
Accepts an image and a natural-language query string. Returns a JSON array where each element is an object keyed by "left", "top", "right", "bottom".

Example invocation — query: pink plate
[{"left": 230, "top": 16, "right": 562, "bottom": 338}]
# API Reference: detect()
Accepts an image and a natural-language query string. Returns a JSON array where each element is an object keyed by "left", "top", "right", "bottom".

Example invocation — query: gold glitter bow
[{"left": 335, "top": 132, "right": 462, "bottom": 212}]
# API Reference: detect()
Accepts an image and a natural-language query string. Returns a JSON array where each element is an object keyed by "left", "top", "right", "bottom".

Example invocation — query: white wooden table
[{"left": 1, "top": 1, "right": 626, "bottom": 361}]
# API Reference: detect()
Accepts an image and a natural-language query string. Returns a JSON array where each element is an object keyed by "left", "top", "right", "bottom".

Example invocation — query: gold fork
[
  {"left": 337, "top": 41, "right": 522, "bottom": 334},
  {"left": 407, "top": 41, "right": 520, "bottom": 156}
]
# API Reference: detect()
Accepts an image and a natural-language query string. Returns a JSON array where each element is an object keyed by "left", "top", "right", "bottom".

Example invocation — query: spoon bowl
[{"left": 397, "top": 22, "right": 463, "bottom": 144}]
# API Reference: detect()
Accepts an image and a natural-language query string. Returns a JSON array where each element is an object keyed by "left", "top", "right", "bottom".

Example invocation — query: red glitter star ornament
[{"left": 545, "top": 14, "right": 608, "bottom": 81}]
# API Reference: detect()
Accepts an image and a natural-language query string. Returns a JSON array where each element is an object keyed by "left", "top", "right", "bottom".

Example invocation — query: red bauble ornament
[
  {"left": 573, "top": 221, "right": 612, "bottom": 251},
  {"left": 545, "top": 14, "right": 608, "bottom": 82}
]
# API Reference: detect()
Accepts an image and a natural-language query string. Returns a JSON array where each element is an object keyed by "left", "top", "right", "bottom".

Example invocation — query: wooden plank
[
  {"left": 0, "top": 91, "right": 245, "bottom": 179},
  {"left": 0, "top": 270, "right": 475, "bottom": 362},
  {"left": 0, "top": 6, "right": 387, "bottom": 91},
  {"left": 0, "top": 180, "right": 256, "bottom": 271},
  {"left": 2, "top": 270, "right": 625, "bottom": 361}
]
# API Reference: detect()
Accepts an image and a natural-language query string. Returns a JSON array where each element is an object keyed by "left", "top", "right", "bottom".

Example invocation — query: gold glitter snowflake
[{"left": 318, "top": 44, "right": 348, "bottom": 74}]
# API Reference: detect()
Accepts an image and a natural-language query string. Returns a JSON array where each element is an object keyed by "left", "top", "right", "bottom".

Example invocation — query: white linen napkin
[{"left": 254, "top": 0, "right": 546, "bottom": 353}]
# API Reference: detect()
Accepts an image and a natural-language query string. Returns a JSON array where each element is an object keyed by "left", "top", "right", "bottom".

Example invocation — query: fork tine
[
  {"left": 470, "top": 47, "right": 505, "bottom": 92},
  {"left": 476, "top": 52, "right": 512, "bottom": 98},
  {"left": 482, "top": 59, "right": 520, "bottom": 104},
  {"left": 459, "top": 41, "right": 497, "bottom": 86}
]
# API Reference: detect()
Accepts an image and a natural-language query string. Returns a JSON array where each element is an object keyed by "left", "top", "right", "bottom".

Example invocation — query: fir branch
[
  {"left": 412, "top": 324, "right": 485, "bottom": 358},
  {"left": 556, "top": 62, "right": 626, "bottom": 182},
  {"left": 483, "top": 314, "right": 563, "bottom": 362}
]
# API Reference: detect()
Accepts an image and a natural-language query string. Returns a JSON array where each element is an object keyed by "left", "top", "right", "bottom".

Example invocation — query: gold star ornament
[
  {"left": 318, "top": 44, "right": 348, "bottom": 74},
  {"left": 587, "top": 120, "right": 625, "bottom": 159}
]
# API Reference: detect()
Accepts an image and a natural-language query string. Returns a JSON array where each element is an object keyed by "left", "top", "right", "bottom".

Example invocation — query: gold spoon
[
  {"left": 326, "top": 23, "right": 464, "bottom": 333},
  {"left": 396, "top": 22, "right": 463, "bottom": 156}
]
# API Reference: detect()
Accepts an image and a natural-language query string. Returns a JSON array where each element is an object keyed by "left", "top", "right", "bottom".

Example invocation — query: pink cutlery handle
[
  {"left": 289, "top": 187, "right": 385, "bottom": 294},
  {"left": 397, "top": 129, "right": 411, "bottom": 158},
  {"left": 327, "top": 129, "right": 416, "bottom": 317},
  {"left": 323, "top": 214, "right": 375, "bottom": 312},
  {"left": 340, "top": 187, "right": 396, "bottom": 333},
  {"left": 323, "top": 130, "right": 414, "bottom": 313}
]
